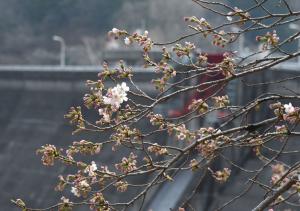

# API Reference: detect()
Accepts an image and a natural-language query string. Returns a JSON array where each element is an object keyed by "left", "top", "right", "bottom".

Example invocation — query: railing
[{"left": 0, "top": 65, "right": 155, "bottom": 73}]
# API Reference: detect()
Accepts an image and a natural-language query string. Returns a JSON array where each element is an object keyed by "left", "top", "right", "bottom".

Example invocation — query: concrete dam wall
[
  {"left": 1, "top": 65, "right": 300, "bottom": 210},
  {"left": 0, "top": 66, "right": 159, "bottom": 210}
]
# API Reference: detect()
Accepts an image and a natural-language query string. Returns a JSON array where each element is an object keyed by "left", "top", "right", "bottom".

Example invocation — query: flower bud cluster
[
  {"left": 71, "top": 179, "right": 91, "bottom": 198},
  {"left": 189, "top": 159, "right": 199, "bottom": 171},
  {"left": 197, "top": 53, "right": 208, "bottom": 65},
  {"left": 256, "top": 30, "right": 279, "bottom": 50},
  {"left": 184, "top": 16, "right": 230, "bottom": 48},
  {"left": 188, "top": 98, "right": 209, "bottom": 114},
  {"left": 36, "top": 144, "right": 59, "bottom": 166},
  {"left": 83, "top": 80, "right": 104, "bottom": 109},
  {"left": 111, "top": 125, "right": 141, "bottom": 150},
  {"left": 84, "top": 161, "right": 98, "bottom": 177},
  {"left": 162, "top": 47, "right": 171, "bottom": 61},
  {"left": 148, "top": 113, "right": 165, "bottom": 129},
  {"left": 66, "top": 140, "right": 102, "bottom": 158},
  {"left": 275, "top": 125, "right": 288, "bottom": 134},
  {"left": 108, "top": 28, "right": 127, "bottom": 39},
  {"left": 269, "top": 102, "right": 285, "bottom": 118},
  {"left": 184, "top": 16, "right": 211, "bottom": 32},
  {"left": 114, "top": 180, "right": 128, "bottom": 192},
  {"left": 115, "top": 152, "right": 137, "bottom": 174},
  {"left": 98, "top": 62, "right": 115, "bottom": 80},
  {"left": 152, "top": 61, "right": 176, "bottom": 91},
  {"left": 116, "top": 60, "right": 133, "bottom": 78},
  {"left": 209, "top": 167, "right": 231, "bottom": 183},
  {"left": 283, "top": 103, "right": 300, "bottom": 123},
  {"left": 110, "top": 28, "right": 153, "bottom": 52},
  {"left": 83, "top": 93, "right": 102, "bottom": 110},
  {"left": 174, "top": 124, "right": 195, "bottom": 141},
  {"left": 172, "top": 42, "right": 196, "bottom": 57},
  {"left": 98, "top": 108, "right": 111, "bottom": 123},
  {"left": 269, "top": 102, "right": 300, "bottom": 123},
  {"left": 55, "top": 175, "right": 67, "bottom": 192},
  {"left": 64, "top": 106, "right": 85, "bottom": 134},
  {"left": 89, "top": 193, "right": 110, "bottom": 211},
  {"left": 212, "top": 30, "right": 227, "bottom": 48},
  {"left": 98, "top": 61, "right": 133, "bottom": 80},
  {"left": 196, "top": 127, "right": 222, "bottom": 158},
  {"left": 212, "top": 95, "right": 230, "bottom": 107},
  {"left": 115, "top": 104, "right": 137, "bottom": 123},
  {"left": 58, "top": 196, "right": 73, "bottom": 211},
  {"left": 196, "top": 139, "right": 217, "bottom": 158},
  {"left": 271, "top": 163, "right": 287, "bottom": 186},
  {"left": 144, "top": 47, "right": 176, "bottom": 92},
  {"left": 131, "top": 30, "right": 153, "bottom": 52},
  {"left": 147, "top": 143, "right": 168, "bottom": 156},
  {"left": 219, "top": 53, "right": 236, "bottom": 77},
  {"left": 79, "top": 81, "right": 131, "bottom": 126},
  {"left": 226, "top": 7, "right": 250, "bottom": 24}
]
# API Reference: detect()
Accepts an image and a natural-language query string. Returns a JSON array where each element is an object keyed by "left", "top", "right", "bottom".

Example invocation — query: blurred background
[
  {"left": 1, "top": 0, "right": 207, "bottom": 65},
  {"left": 1, "top": 0, "right": 300, "bottom": 210},
  {"left": 1, "top": 0, "right": 300, "bottom": 65}
]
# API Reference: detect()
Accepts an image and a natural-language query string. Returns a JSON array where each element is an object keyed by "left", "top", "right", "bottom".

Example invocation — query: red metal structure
[{"left": 169, "top": 53, "right": 225, "bottom": 118}]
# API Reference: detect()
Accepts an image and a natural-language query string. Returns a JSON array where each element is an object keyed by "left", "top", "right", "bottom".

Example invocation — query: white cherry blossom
[
  {"left": 199, "top": 18, "right": 206, "bottom": 23},
  {"left": 284, "top": 103, "right": 295, "bottom": 114},
  {"left": 71, "top": 187, "right": 80, "bottom": 197},
  {"left": 103, "top": 82, "right": 129, "bottom": 109},
  {"left": 112, "top": 28, "right": 119, "bottom": 34},
  {"left": 227, "top": 16, "right": 233, "bottom": 21},
  {"left": 80, "top": 180, "right": 89, "bottom": 187},
  {"left": 84, "top": 161, "right": 98, "bottom": 177},
  {"left": 124, "top": 37, "right": 131, "bottom": 45}
]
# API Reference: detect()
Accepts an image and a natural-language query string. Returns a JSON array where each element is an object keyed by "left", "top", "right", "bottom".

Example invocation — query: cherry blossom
[
  {"left": 112, "top": 28, "right": 119, "bottom": 34},
  {"left": 98, "top": 108, "right": 110, "bottom": 122},
  {"left": 226, "top": 15, "right": 233, "bottom": 21},
  {"left": 103, "top": 82, "right": 129, "bottom": 109},
  {"left": 71, "top": 180, "right": 90, "bottom": 197},
  {"left": 124, "top": 37, "right": 131, "bottom": 45},
  {"left": 84, "top": 161, "right": 98, "bottom": 177},
  {"left": 115, "top": 153, "right": 137, "bottom": 173},
  {"left": 284, "top": 103, "right": 295, "bottom": 114},
  {"left": 71, "top": 186, "right": 80, "bottom": 197}
]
